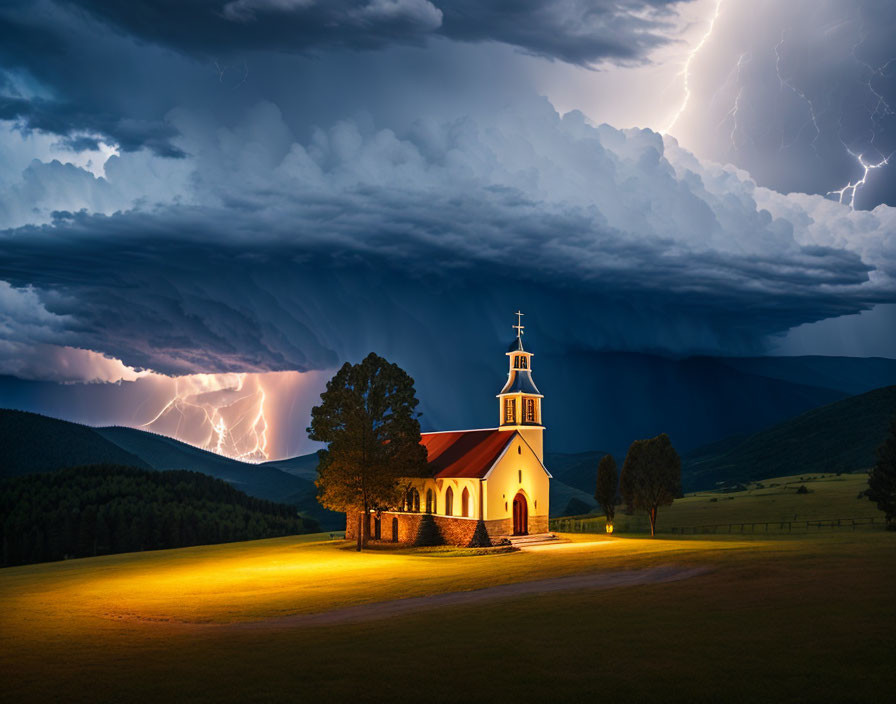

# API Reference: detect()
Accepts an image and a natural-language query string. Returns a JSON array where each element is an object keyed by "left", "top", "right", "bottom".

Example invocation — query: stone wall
[
  {"left": 432, "top": 515, "right": 479, "bottom": 545},
  {"left": 345, "top": 511, "right": 550, "bottom": 546}
]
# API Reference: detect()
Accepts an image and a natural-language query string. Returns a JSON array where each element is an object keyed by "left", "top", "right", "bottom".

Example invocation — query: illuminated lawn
[{"left": 2, "top": 531, "right": 894, "bottom": 702}]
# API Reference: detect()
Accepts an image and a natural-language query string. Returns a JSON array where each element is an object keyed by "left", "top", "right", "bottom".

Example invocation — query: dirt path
[{"left": 222, "top": 565, "right": 709, "bottom": 631}]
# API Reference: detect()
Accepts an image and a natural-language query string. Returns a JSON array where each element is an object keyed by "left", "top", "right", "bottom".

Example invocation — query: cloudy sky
[{"left": 1, "top": 0, "right": 894, "bottom": 458}]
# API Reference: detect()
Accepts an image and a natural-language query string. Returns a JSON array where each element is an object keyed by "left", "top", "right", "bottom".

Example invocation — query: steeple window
[
  {"left": 525, "top": 398, "right": 536, "bottom": 423},
  {"left": 504, "top": 398, "right": 516, "bottom": 424}
]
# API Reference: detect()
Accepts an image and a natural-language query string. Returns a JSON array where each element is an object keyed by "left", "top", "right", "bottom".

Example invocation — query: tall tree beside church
[
  {"left": 867, "top": 416, "right": 896, "bottom": 529},
  {"left": 595, "top": 454, "right": 618, "bottom": 528},
  {"left": 619, "top": 434, "right": 681, "bottom": 537},
  {"left": 308, "top": 353, "right": 428, "bottom": 551}
]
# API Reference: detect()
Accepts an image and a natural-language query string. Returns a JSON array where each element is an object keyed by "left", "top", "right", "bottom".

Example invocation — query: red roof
[{"left": 420, "top": 429, "right": 515, "bottom": 479}]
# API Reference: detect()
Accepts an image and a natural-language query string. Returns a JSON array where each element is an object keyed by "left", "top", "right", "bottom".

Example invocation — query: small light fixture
[{"left": 606, "top": 523, "right": 614, "bottom": 534}]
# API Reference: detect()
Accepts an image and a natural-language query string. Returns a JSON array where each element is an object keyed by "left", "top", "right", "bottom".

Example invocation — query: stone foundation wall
[
  {"left": 345, "top": 511, "right": 550, "bottom": 547},
  {"left": 529, "top": 515, "right": 549, "bottom": 534},
  {"left": 432, "top": 516, "right": 479, "bottom": 545}
]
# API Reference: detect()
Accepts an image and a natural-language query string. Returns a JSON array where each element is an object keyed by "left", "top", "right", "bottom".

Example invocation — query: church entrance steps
[{"left": 502, "top": 532, "right": 568, "bottom": 548}]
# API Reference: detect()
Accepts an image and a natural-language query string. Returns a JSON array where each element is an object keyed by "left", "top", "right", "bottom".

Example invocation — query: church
[{"left": 345, "top": 312, "right": 552, "bottom": 547}]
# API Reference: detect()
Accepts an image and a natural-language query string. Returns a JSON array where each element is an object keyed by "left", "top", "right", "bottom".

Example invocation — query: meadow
[
  {"left": 1, "top": 523, "right": 893, "bottom": 702},
  {"left": 554, "top": 471, "right": 878, "bottom": 533}
]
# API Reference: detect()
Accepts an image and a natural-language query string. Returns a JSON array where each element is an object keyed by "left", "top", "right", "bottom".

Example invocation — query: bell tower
[{"left": 497, "top": 311, "right": 544, "bottom": 461}]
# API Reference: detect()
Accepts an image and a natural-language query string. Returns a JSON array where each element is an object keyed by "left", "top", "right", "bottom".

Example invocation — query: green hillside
[
  {"left": 0, "top": 409, "right": 150, "bottom": 477},
  {"left": 95, "top": 425, "right": 313, "bottom": 504},
  {"left": 552, "top": 471, "right": 883, "bottom": 534},
  {"left": 683, "top": 385, "right": 896, "bottom": 490},
  {"left": 1, "top": 464, "right": 315, "bottom": 567},
  {"left": 0, "top": 411, "right": 341, "bottom": 529}
]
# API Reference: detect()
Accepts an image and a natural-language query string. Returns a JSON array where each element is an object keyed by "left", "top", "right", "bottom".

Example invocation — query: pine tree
[
  {"left": 468, "top": 519, "right": 492, "bottom": 548},
  {"left": 414, "top": 513, "right": 443, "bottom": 547}
]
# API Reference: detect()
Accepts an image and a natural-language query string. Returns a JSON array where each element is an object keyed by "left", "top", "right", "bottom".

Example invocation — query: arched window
[
  {"left": 426, "top": 489, "right": 434, "bottom": 514},
  {"left": 445, "top": 487, "right": 454, "bottom": 516},
  {"left": 412, "top": 489, "right": 420, "bottom": 512},
  {"left": 461, "top": 487, "right": 470, "bottom": 517}
]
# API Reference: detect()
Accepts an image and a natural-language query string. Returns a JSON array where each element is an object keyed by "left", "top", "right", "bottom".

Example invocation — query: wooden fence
[{"left": 550, "top": 516, "right": 883, "bottom": 535}]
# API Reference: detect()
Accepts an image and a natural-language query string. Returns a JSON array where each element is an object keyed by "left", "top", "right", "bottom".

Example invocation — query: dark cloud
[
  {"left": 65, "top": 0, "right": 680, "bottom": 65},
  {"left": 1, "top": 105, "right": 892, "bottom": 380},
  {"left": 0, "top": 0, "right": 691, "bottom": 153},
  {"left": 439, "top": 0, "right": 680, "bottom": 66},
  {"left": 673, "top": 0, "right": 896, "bottom": 210}
]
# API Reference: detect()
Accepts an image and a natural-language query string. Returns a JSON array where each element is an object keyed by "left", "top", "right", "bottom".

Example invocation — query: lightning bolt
[
  {"left": 826, "top": 149, "right": 893, "bottom": 210},
  {"left": 662, "top": 0, "right": 725, "bottom": 135},
  {"left": 774, "top": 31, "right": 823, "bottom": 156},
  {"left": 719, "top": 52, "right": 751, "bottom": 154},
  {"left": 140, "top": 373, "right": 271, "bottom": 462}
]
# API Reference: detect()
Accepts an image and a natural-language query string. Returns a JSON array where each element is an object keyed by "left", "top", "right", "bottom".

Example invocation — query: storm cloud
[
  {"left": 0, "top": 0, "right": 894, "bottom": 388},
  {"left": 1, "top": 99, "right": 893, "bottom": 382},
  {"left": 0, "top": 0, "right": 688, "bottom": 156}
]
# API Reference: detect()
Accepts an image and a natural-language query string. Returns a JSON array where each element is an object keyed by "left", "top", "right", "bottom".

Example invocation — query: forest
[{"left": 1, "top": 464, "right": 318, "bottom": 567}]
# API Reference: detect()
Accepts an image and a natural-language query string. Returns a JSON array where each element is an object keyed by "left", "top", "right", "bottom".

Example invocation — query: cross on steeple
[{"left": 513, "top": 310, "right": 525, "bottom": 338}]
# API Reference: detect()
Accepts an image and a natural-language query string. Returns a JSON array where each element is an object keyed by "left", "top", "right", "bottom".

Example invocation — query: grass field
[
  {"left": 2, "top": 525, "right": 894, "bottom": 703},
  {"left": 553, "top": 471, "right": 880, "bottom": 533}
]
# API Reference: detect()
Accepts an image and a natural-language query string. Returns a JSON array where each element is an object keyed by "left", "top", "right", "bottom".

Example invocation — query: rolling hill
[
  {"left": 0, "top": 410, "right": 341, "bottom": 529},
  {"left": 261, "top": 453, "right": 320, "bottom": 481},
  {"left": 682, "top": 385, "right": 896, "bottom": 490},
  {"left": 95, "top": 425, "right": 312, "bottom": 504},
  {"left": 0, "top": 409, "right": 150, "bottom": 477}
]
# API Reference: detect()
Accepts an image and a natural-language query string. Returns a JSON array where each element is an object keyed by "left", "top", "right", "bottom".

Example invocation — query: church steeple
[{"left": 497, "top": 311, "right": 544, "bottom": 460}]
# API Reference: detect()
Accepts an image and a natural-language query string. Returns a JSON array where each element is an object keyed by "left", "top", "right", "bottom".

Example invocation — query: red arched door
[{"left": 512, "top": 493, "right": 528, "bottom": 536}]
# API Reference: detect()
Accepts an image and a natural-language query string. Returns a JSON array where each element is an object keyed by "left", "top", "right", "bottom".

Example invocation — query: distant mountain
[
  {"left": 261, "top": 453, "right": 320, "bottom": 481},
  {"left": 549, "top": 479, "right": 598, "bottom": 517},
  {"left": 537, "top": 351, "right": 850, "bottom": 455},
  {"left": 0, "top": 409, "right": 150, "bottom": 477},
  {"left": 683, "top": 385, "right": 896, "bottom": 490},
  {"left": 717, "top": 356, "right": 896, "bottom": 397},
  {"left": 0, "top": 410, "right": 342, "bottom": 530},
  {"left": 544, "top": 450, "right": 614, "bottom": 495},
  {"left": 6, "top": 354, "right": 896, "bottom": 464},
  {"left": 95, "top": 426, "right": 310, "bottom": 504}
]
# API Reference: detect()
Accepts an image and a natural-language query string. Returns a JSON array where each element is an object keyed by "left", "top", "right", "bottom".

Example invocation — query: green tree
[
  {"left": 595, "top": 454, "right": 618, "bottom": 528},
  {"left": 308, "top": 353, "right": 428, "bottom": 551},
  {"left": 619, "top": 433, "right": 681, "bottom": 537},
  {"left": 868, "top": 417, "right": 896, "bottom": 529}
]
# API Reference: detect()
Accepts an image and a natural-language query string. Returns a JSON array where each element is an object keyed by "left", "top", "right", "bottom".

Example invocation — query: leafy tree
[
  {"left": 868, "top": 417, "right": 896, "bottom": 529},
  {"left": 619, "top": 433, "right": 681, "bottom": 536},
  {"left": 595, "top": 454, "right": 618, "bottom": 527},
  {"left": 308, "top": 353, "right": 428, "bottom": 551}
]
